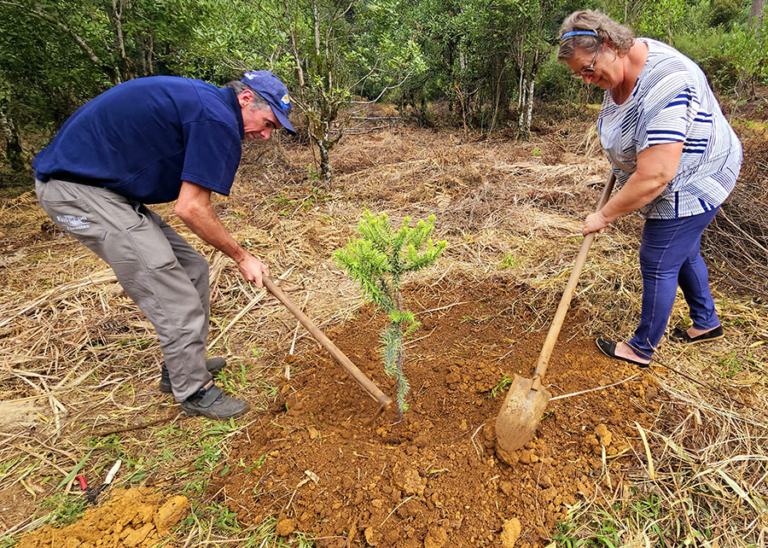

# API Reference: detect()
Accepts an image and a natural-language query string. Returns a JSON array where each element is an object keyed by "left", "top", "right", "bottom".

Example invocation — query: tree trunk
[
  {"left": 317, "top": 139, "right": 332, "bottom": 185},
  {"left": 395, "top": 329, "right": 405, "bottom": 420},
  {"left": 139, "top": 33, "right": 154, "bottom": 76},
  {"left": 110, "top": 0, "right": 127, "bottom": 60},
  {"left": 108, "top": 0, "right": 133, "bottom": 80},
  {"left": 313, "top": 0, "right": 321, "bottom": 59},
  {"left": 518, "top": 45, "right": 541, "bottom": 139},
  {"left": 750, "top": 0, "right": 765, "bottom": 28},
  {"left": 418, "top": 96, "right": 431, "bottom": 127},
  {"left": 148, "top": 34, "right": 154, "bottom": 74},
  {"left": 490, "top": 63, "right": 506, "bottom": 133},
  {"left": 525, "top": 77, "right": 535, "bottom": 133},
  {"left": 455, "top": 82, "right": 468, "bottom": 136},
  {"left": 518, "top": 76, "right": 536, "bottom": 138},
  {"left": 1, "top": 110, "right": 27, "bottom": 173}
]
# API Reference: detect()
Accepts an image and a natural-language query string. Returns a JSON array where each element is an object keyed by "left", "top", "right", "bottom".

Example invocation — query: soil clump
[{"left": 17, "top": 488, "right": 188, "bottom": 548}]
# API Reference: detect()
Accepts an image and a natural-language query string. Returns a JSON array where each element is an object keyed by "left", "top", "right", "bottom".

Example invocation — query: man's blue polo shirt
[{"left": 33, "top": 76, "right": 245, "bottom": 204}]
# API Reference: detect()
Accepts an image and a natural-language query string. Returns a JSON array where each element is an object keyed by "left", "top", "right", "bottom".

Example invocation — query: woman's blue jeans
[{"left": 627, "top": 207, "right": 721, "bottom": 358}]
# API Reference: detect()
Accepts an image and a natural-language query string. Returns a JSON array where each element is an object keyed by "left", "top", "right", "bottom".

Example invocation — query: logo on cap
[{"left": 279, "top": 93, "right": 291, "bottom": 112}]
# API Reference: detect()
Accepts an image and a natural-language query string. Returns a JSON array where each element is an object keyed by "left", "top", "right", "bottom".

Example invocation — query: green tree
[
  {"left": 255, "top": 0, "right": 421, "bottom": 185},
  {"left": 727, "top": 18, "right": 768, "bottom": 97},
  {"left": 334, "top": 211, "right": 446, "bottom": 418},
  {"left": 398, "top": 0, "right": 573, "bottom": 136},
  {"left": 0, "top": 0, "right": 215, "bottom": 179}
]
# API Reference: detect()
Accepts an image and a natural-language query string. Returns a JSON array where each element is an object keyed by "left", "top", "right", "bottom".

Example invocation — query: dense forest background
[{"left": 0, "top": 0, "right": 766, "bottom": 185}]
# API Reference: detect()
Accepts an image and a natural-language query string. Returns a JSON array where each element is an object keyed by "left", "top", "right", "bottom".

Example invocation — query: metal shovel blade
[{"left": 495, "top": 374, "right": 552, "bottom": 465}]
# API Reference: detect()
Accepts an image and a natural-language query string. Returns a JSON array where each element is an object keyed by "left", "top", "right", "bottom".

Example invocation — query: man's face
[{"left": 238, "top": 90, "right": 281, "bottom": 140}]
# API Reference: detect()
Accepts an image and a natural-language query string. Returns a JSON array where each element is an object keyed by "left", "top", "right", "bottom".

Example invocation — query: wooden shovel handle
[
  {"left": 262, "top": 276, "right": 393, "bottom": 410},
  {"left": 531, "top": 171, "right": 617, "bottom": 386}
]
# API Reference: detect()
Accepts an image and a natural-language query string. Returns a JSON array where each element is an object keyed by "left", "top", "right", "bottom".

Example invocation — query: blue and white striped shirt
[{"left": 597, "top": 38, "right": 742, "bottom": 219}]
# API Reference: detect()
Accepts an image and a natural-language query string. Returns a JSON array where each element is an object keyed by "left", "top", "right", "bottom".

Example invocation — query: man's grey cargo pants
[{"left": 36, "top": 178, "right": 212, "bottom": 401}]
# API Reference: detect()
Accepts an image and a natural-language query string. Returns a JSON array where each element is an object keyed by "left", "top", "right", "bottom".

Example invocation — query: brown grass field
[{"left": 1, "top": 106, "right": 767, "bottom": 547}]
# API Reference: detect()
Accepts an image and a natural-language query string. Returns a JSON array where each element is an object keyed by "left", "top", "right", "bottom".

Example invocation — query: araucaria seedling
[{"left": 334, "top": 211, "right": 447, "bottom": 418}]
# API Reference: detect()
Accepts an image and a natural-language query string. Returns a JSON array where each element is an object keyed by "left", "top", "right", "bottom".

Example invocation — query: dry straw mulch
[
  {"left": 704, "top": 121, "right": 768, "bottom": 298},
  {"left": 1, "top": 119, "right": 767, "bottom": 545}
]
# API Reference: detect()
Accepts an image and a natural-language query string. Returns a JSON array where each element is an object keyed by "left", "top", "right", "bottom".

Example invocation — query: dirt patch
[
  {"left": 212, "top": 277, "right": 660, "bottom": 547},
  {"left": 17, "top": 488, "right": 189, "bottom": 548},
  {"left": 0, "top": 399, "right": 46, "bottom": 431}
]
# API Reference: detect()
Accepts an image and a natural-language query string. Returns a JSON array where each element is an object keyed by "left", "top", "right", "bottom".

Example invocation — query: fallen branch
[{"left": 550, "top": 372, "right": 641, "bottom": 401}]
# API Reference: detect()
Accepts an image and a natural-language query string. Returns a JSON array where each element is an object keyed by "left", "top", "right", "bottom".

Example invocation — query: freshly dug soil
[
  {"left": 17, "top": 488, "right": 188, "bottom": 548},
  {"left": 213, "top": 277, "right": 660, "bottom": 547}
]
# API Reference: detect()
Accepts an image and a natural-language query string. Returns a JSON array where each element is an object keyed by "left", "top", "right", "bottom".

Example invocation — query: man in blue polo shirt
[{"left": 34, "top": 70, "right": 296, "bottom": 419}]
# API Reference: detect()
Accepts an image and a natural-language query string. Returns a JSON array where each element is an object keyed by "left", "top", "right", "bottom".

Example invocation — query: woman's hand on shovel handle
[
  {"left": 237, "top": 254, "right": 270, "bottom": 287},
  {"left": 583, "top": 210, "right": 610, "bottom": 236}
]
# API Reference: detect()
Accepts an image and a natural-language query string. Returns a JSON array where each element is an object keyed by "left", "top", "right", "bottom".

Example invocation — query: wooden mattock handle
[{"left": 263, "top": 276, "right": 393, "bottom": 409}]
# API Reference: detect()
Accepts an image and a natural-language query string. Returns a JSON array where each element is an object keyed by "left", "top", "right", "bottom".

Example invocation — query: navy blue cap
[
  {"left": 561, "top": 30, "right": 599, "bottom": 40},
  {"left": 241, "top": 70, "right": 296, "bottom": 135}
]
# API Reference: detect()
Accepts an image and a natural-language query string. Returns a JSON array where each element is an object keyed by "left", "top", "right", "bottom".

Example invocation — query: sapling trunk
[{"left": 395, "top": 334, "right": 405, "bottom": 420}]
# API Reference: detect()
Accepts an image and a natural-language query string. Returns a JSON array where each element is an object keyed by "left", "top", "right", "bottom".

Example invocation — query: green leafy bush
[
  {"left": 724, "top": 21, "right": 768, "bottom": 95},
  {"left": 675, "top": 28, "right": 736, "bottom": 91}
]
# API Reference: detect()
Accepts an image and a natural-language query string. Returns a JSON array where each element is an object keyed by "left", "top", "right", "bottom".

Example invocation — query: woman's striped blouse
[{"left": 597, "top": 38, "right": 742, "bottom": 219}]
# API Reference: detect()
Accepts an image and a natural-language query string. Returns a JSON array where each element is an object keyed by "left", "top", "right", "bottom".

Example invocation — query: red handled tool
[
  {"left": 74, "top": 460, "right": 122, "bottom": 504},
  {"left": 75, "top": 474, "right": 89, "bottom": 491}
]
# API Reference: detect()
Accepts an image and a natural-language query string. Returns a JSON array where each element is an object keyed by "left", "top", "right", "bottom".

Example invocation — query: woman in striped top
[{"left": 557, "top": 10, "right": 742, "bottom": 367}]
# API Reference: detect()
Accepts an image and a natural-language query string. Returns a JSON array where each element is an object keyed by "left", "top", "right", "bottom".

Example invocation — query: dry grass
[
  {"left": 558, "top": 359, "right": 768, "bottom": 546},
  {"left": 1, "top": 117, "right": 766, "bottom": 546},
  {"left": 703, "top": 121, "right": 768, "bottom": 298}
]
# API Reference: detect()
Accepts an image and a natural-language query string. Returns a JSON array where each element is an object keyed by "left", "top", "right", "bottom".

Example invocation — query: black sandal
[
  {"left": 596, "top": 338, "right": 650, "bottom": 368},
  {"left": 669, "top": 325, "right": 724, "bottom": 344}
]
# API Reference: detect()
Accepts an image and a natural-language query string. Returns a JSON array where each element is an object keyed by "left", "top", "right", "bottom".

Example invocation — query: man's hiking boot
[
  {"left": 180, "top": 383, "right": 248, "bottom": 419},
  {"left": 159, "top": 357, "right": 227, "bottom": 394}
]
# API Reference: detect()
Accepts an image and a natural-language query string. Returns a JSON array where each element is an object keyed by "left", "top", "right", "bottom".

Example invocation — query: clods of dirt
[
  {"left": 17, "top": 488, "right": 189, "bottom": 548},
  {"left": 501, "top": 518, "right": 522, "bottom": 548},
  {"left": 212, "top": 278, "right": 660, "bottom": 547}
]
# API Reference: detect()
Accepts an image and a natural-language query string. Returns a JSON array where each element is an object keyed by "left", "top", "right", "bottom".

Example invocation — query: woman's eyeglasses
[{"left": 572, "top": 46, "right": 601, "bottom": 79}]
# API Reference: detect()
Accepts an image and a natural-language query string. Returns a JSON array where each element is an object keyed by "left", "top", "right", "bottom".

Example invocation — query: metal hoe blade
[{"left": 495, "top": 375, "right": 552, "bottom": 463}]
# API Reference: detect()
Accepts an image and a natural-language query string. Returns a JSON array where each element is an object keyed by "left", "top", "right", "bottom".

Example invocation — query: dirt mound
[
  {"left": 211, "top": 278, "right": 660, "bottom": 547},
  {"left": 17, "top": 488, "right": 188, "bottom": 548}
]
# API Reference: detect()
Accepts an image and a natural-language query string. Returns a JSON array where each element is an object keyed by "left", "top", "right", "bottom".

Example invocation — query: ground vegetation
[
  {"left": 0, "top": 106, "right": 766, "bottom": 546},
  {"left": 0, "top": 0, "right": 767, "bottom": 546}
]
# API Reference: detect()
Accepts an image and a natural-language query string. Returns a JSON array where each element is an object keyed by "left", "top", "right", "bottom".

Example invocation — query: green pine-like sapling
[{"left": 334, "top": 211, "right": 447, "bottom": 418}]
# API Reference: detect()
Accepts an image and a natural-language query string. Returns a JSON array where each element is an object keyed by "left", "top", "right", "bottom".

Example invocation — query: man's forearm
[
  {"left": 174, "top": 181, "right": 268, "bottom": 285},
  {"left": 177, "top": 203, "right": 248, "bottom": 264},
  {"left": 174, "top": 181, "right": 249, "bottom": 264}
]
